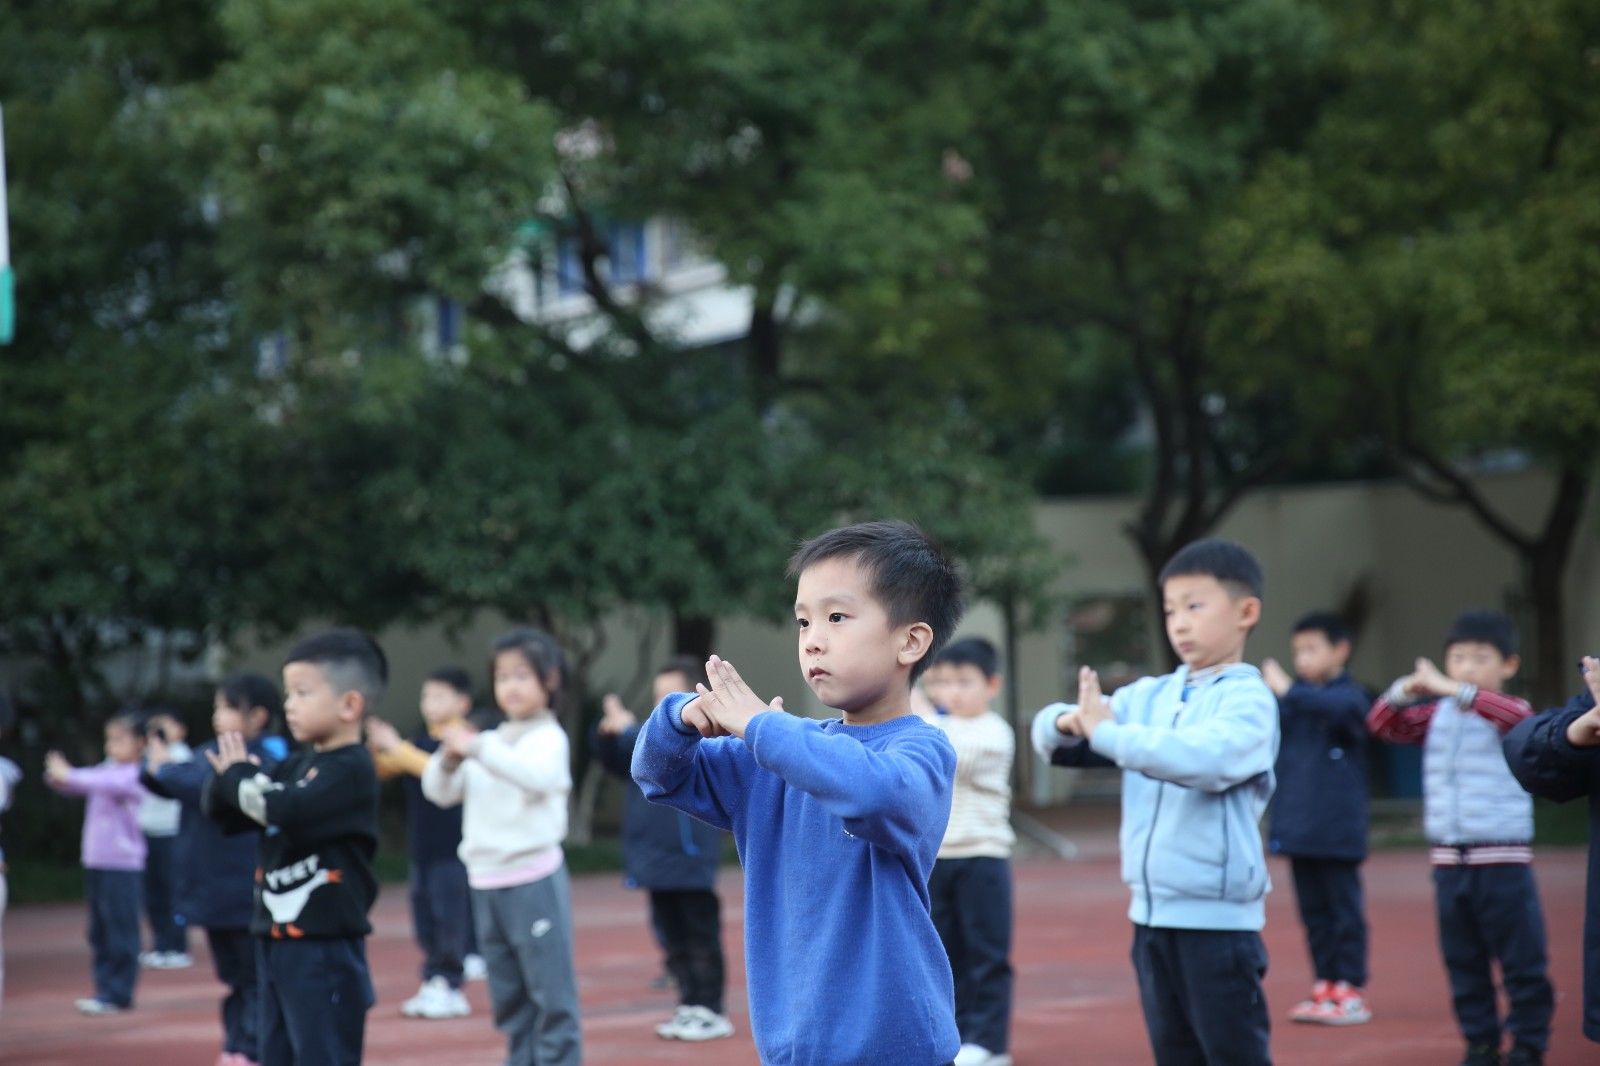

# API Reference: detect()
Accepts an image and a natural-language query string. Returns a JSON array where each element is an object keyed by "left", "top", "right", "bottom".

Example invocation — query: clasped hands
[
  {"left": 205, "top": 732, "right": 261, "bottom": 775},
  {"left": 1054, "top": 666, "right": 1113, "bottom": 742},
  {"left": 681, "top": 655, "right": 783, "bottom": 740},
  {"left": 1397, "top": 657, "right": 1459, "bottom": 701},
  {"left": 1567, "top": 655, "right": 1600, "bottom": 749}
]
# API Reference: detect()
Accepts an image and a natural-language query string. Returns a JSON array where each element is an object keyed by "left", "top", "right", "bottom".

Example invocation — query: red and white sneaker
[
  {"left": 1320, "top": 981, "right": 1372, "bottom": 1025},
  {"left": 1290, "top": 980, "right": 1332, "bottom": 1023}
]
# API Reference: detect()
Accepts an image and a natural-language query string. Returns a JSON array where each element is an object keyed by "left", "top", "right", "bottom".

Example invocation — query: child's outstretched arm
[
  {"left": 45, "top": 754, "right": 143, "bottom": 800},
  {"left": 631, "top": 691, "right": 754, "bottom": 833},
  {"left": 1031, "top": 704, "right": 1117, "bottom": 768},
  {"left": 1077, "top": 668, "right": 1276, "bottom": 793},
  {"left": 207, "top": 732, "right": 366, "bottom": 835},
  {"left": 467, "top": 725, "right": 571, "bottom": 798},
  {"left": 1503, "top": 656, "right": 1600, "bottom": 802}
]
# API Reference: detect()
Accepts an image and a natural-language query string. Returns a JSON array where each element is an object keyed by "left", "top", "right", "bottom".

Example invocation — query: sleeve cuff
[
  {"left": 1089, "top": 721, "right": 1125, "bottom": 761},
  {"left": 1030, "top": 703, "right": 1076, "bottom": 759},
  {"left": 662, "top": 692, "right": 701, "bottom": 737}
]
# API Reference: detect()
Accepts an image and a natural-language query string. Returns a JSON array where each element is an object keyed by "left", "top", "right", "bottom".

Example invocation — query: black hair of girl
[
  {"left": 218, "top": 673, "right": 284, "bottom": 732},
  {"left": 491, "top": 628, "right": 568, "bottom": 695}
]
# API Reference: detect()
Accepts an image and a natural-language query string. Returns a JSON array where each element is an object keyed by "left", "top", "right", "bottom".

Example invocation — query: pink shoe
[
  {"left": 1319, "top": 982, "right": 1372, "bottom": 1025},
  {"left": 1289, "top": 980, "right": 1332, "bottom": 1023}
]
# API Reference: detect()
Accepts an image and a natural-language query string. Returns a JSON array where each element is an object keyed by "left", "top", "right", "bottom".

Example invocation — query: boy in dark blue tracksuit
[
  {"left": 596, "top": 656, "right": 731, "bottom": 1041},
  {"left": 1261, "top": 611, "right": 1373, "bottom": 1026},
  {"left": 1504, "top": 656, "right": 1600, "bottom": 1046}
]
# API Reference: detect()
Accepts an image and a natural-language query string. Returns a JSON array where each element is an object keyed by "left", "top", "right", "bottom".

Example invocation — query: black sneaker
[
  {"left": 1461, "top": 1044, "right": 1501, "bottom": 1066},
  {"left": 1504, "top": 1045, "right": 1543, "bottom": 1066}
]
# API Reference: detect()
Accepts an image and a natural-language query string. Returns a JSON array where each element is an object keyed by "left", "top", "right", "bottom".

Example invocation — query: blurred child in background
[
  {"left": 45, "top": 711, "right": 149, "bottom": 1015},
  {"left": 1262, "top": 612, "right": 1372, "bottom": 1026},
  {"left": 596, "top": 656, "right": 732, "bottom": 1042},
  {"left": 0, "top": 695, "right": 20, "bottom": 1014},
  {"left": 144, "top": 674, "right": 287, "bottom": 1066},
  {"left": 139, "top": 708, "right": 193, "bottom": 969},
  {"left": 368, "top": 665, "right": 479, "bottom": 1020}
]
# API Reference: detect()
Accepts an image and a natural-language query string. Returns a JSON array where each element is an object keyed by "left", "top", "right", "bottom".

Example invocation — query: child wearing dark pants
[
  {"left": 45, "top": 714, "right": 149, "bottom": 1015},
  {"left": 145, "top": 673, "right": 287, "bottom": 1066},
  {"left": 1371, "top": 610, "right": 1552, "bottom": 1066},
  {"left": 1034, "top": 539, "right": 1279, "bottom": 1066},
  {"left": 1503, "top": 663, "right": 1600, "bottom": 1046},
  {"left": 204, "top": 630, "right": 385, "bottom": 1066},
  {"left": 923, "top": 637, "right": 1016, "bottom": 1066},
  {"left": 1262, "top": 612, "right": 1372, "bottom": 1024},
  {"left": 596, "top": 655, "right": 732, "bottom": 1042}
]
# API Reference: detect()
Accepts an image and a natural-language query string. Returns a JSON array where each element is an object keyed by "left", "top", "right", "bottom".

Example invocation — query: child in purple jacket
[{"left": 46, "top": 711, "right": 149, "bottom": 1015}]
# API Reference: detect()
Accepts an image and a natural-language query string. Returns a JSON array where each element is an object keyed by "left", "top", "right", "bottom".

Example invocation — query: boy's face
[
  {"left": 1445, "top": 641, "right": 1519, "bottom": 691},
  {"left": 794, "top": 556, "right": 926, "bottom": 713},
  {"left": 942, "top": 663, "right": 1001, "bottom": 719},
  {"left": 420, "top": 680, "right": 471, "bottom": 727},
  {"left": 1162, "top": 573, "right": 1260, "bottom": 671},
  {"left": 213, "top": 693, "right": 270, "bottom": 739},
  {"left": 1291, "top": 631, "right": 1349, "bottom": 684},
  {"left": 493, "top": 650, "right": 552, "bottom": 720},
  {"left": 652, "top": 670, "right": 691, "bottom": 705},
  {"left": 282, "top": 661, "right": 361, "bottom": 744},
  {"left": 105, "top": 723, "right": 143, "bottom": 763},
  {"left": 920, "top": 663, "right": 952, "bottom": 711}
]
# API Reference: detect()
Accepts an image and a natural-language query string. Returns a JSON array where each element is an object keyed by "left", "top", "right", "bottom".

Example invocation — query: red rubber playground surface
[{"left": 1, "top": 817, "right": 1591, "bottom": 1065}]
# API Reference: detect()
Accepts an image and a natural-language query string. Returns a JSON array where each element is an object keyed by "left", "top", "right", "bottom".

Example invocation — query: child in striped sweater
[{"left": 922, "top": 637, "right": 1015, "bottom": 1066}]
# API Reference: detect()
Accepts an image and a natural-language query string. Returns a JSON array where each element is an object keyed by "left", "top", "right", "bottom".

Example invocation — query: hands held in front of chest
[
  {"left": 1055, "top": 666, "right": 1112, "bottom": 741},
  {"left": 437, "top": 723, "right": 480, "bottom": 770},
  {"left": 1569, "top": 656, "right": 1600, "bottom": 749},
  {"left": 681, "top": 655, "right": 784, "bottom": 740},
  {"left": 206, "top": 732, "right": 260, "bottom": 775},
  {"left": 1399, "top": 657, "right": 1457, "bottom": 700}
]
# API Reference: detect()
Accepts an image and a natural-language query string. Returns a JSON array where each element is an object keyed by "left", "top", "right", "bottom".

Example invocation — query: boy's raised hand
[
  {"left": 365, "top": 718, "right": 401, "bottom": 754},
  {"left": 1409, "top": 657, "right": 1456, "bottom": 698},
  {"left": 695, "top": 655, "right": 782, "bottom": 740},
  {"left": 1261, "top": 658, "right": 1293, "bottom": 697},
  {"left": 598, "top": 693, "right": 638, "bottom": 737},
  {"left": 1583, "top": 655, "right": 1600, "bottom": 706},
  {"left": 206, "top": 731, "right": 258, "bottom": 775},
  {"left": 1567, "top": 656, "right": 1600, "bottom": 749},
  {"left": 1076, "top": 666, "right": 1114, "bottom": 739}
]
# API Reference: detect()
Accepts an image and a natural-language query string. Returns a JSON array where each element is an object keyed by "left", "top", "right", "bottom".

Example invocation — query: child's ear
[
  {"left": 341, "top": 690, "right": 366, "bottom": 720},
  {"left": 899, "top": 623, "right": 934, "bottom": 670},
  {"left": 1238, "top": 597, "right": 1262, "bottom": 628},
  {"left": 1502, "top": 654, "right": 1522, "bottom": 680}
]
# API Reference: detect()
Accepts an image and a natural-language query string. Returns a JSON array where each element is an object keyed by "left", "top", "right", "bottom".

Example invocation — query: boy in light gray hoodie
[{"left": 1032, "top": 539, "right": 1279, "bottom": 1066}]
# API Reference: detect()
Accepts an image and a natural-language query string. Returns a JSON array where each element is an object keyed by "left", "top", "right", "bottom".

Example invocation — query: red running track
[{"left": 0, "top": 846, "right": 1590, "bottom": 1064}]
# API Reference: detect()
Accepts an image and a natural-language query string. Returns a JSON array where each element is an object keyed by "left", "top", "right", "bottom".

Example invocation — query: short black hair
[
  {"left": 1158, "top": 538, "right": 1265, "bottom": 601},
  {"left": 934, "top": 637, "right": 1001, "bottom": 679},
  {"left": 491, "top": 628, "right": 567, "bottom": 693},
  {"left": 425, "top": 666, "right": 474, "bottom": 698},
  {"left": 656, "top": 655, "right": 709, "bottom": 690},
  {"left": 1445, "top": 610, "right": 1518, "bottom": 658},
  {"left": 283, "top": 628, "right": 388, "bottom": 711},
  {"left": 107, "top": 709, "right": 145, "bottom": 738},
  {"left": 1292, "top": 611, "right": 1351, "bottom": 646},
  {"left": 787, "top": 520, "right": 965, "bottom": 683}
]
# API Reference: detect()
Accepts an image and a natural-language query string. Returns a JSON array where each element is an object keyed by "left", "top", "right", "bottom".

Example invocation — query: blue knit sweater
[{"left": 632, "top": 692, "right": 960, "bottom": 1066}]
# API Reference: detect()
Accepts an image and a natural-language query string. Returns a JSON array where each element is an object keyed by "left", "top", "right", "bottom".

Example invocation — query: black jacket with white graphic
[{"left": 204, "top": 742, "right": 379, "bottom": 939}]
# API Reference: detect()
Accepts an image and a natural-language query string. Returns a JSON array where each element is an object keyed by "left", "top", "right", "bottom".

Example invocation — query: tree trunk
[
  {"left": 673, "top": 613, "right": 716, "bottom": 659},
  {"left": 1525, "top": 548, "right": 1570, "bottom": 709}
]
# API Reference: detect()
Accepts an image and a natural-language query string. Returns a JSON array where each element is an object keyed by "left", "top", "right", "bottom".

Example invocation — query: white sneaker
[
  {"left": 138, "top": 951, "right": 163, "bottom": 968},
  {"left": 74, "top": 997, "right": 125, "bottom": 1016},
  {"left": 159, "top": 951, "right": 194, "bottom": 969},
  {"left": 671, "top": 1005, "right": 735, "bottom": 1042},
  {"left": 655, "top": 1005, "right": 694, "bottom": 1039},
  {"left": 953, "top": 1045, "right": 1012, "bottom": 1066},
  {"left": 401, "top": 977, "right": 466, "bottom": 1019},
  {"left": 462, "top": 954, "right": 488, "bottom": 981}
]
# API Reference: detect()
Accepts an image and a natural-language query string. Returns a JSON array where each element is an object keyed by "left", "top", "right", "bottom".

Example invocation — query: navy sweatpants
[
  {"left": 410, "top": 858, "right": 471, "bottom": 987},
  {"left": 86, "top": 868, "right": 142, "bottom": 1007},
  {"left": 257, "top": 936, "right": 373, "bottom": 1066},
  {"left": 142, "top": 834, "right": 187, "bottom": 954},
  {"left": 1132, "top": 925, "right": 1272, "bottom": 1065},
  {"left": 207, "top": 928, "right": 258, "bottom": 1058},
  {"left": 1433, "top": 864, "right": 1554, "bottom": 1051},
  {"left": 649, "top": 888, "right": 726, "bottom": 1014},
  {"left": 929, "top": 856, "right": 1013, "bottom": 1054},
  {"left": 1289, "top": 857, "right": 1367, "bottom": 986}
]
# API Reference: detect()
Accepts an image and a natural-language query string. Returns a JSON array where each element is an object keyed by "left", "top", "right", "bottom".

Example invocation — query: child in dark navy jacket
[
  {"left": 204, "top": 630, "right": 383, "bottom": 1066},
  {"left": 597, "top": 656, "right": 731, "bottom": 1042},
  {"left": 1262, "top": 611, "right": 1373, "bottom": 1026},
  {"left": 1504, "top": 655, "right": 1600, "bottom": 1047},
  {"left": 144, "top": 673, "right": 287, "bottom": 1066},
  {"left": 633, "top": 521, "right": 965, "bottom": 1066}
]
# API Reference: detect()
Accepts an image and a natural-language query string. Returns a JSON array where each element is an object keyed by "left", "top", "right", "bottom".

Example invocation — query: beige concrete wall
[{"left": 231, "top": 471, "right": 1600, "bottom": 801}]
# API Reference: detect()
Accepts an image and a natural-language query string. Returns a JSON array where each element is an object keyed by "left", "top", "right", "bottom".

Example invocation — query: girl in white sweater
[{"left": 423, "top": 628, "right": 580, "bottom": 1066}]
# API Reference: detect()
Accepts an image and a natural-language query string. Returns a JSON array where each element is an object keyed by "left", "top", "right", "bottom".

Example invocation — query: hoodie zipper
[{"left": 1139, "top": 683, "right": 1189, "bottom": 924}]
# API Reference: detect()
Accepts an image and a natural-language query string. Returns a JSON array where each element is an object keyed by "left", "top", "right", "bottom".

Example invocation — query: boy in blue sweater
[
  {"left": 632, "top": 520, "right": 964, "bottom": 1066},
  {"left": 1032, "top": 538, "right": 1279, "bottom": 1066},
  {"left": 1261, "top": 611, "right": 1372, "bottom": 1026}
]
